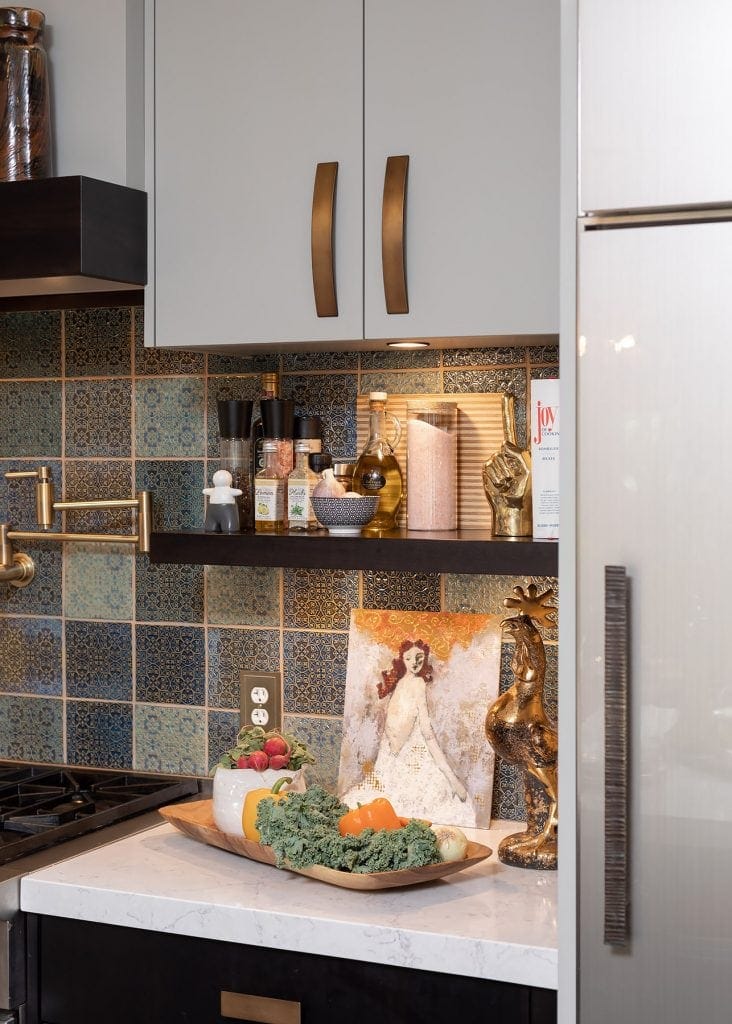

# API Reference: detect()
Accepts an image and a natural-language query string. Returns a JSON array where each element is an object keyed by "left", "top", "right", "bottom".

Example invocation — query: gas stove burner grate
[{"left": 0, "top": 762, "right": 199, "bottom": 864}]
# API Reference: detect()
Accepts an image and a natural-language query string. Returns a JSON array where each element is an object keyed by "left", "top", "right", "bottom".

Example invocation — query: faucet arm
[{"left": 0, "top": 526, "right": 34, "bottom": 588}]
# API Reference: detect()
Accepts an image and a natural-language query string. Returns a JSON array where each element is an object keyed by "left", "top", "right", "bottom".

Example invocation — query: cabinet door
[
  {"left": 580, "top": 0, "right": 732, "bottom": 212},
  {"left": 363, "top": 0, "right": 559, "bottom": 342},
  {"left": 577, "top": 221, "right": 732, "bottom": 1023},
  {"left": 150, "top": 0, "right": 362, "bottom": 349}
]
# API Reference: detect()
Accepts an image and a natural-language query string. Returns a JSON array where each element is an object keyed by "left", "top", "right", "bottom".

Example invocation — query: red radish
[
  {"left": 248, "top": 750, "right": 269, "bottom": 771},
  {"left": 236, "top": 755, "right": 250, "bottom": 768},
  {"left": 263, "top": 736, "right": 289, "bottom": 758},
  {"left": 268, "top": 753, "right": 289, "bottom": 770}
]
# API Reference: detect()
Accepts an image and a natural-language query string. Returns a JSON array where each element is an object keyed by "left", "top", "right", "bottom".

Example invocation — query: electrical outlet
[{"left": 240, "top": 671, "right": 282, "bottom": 733}]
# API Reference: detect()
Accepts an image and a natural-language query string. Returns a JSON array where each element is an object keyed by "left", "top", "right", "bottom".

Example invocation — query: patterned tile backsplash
[{"left": 0, "top": 306, "right": 558, "bottom": 821}]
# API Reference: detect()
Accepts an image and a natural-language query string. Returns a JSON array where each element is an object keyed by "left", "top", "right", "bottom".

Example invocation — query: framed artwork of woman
[{"left": 338, "top": 609, "right": 502, "bottom": 828}]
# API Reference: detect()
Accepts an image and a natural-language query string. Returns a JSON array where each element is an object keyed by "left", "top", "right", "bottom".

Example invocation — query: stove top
[{"left": 0, "top": 762, "right": 199, "bottom": 865}]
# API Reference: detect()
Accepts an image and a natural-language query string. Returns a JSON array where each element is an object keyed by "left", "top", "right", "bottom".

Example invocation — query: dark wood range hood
[{"left": 0, "top": 175, "right": 146, "bottom": 305}]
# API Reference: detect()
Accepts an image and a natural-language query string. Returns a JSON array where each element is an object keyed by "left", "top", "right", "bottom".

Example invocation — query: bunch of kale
[{"left": 255, "top": 785, "right": 439, "bottom": 873}]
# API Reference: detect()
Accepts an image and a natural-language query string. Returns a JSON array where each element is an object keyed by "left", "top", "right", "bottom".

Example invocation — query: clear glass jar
[
  {"left": 406, "top": 401, "right": 458, "bottom": 531},
  {"left": 287, "top": 440, "right": 319, "bottom": 531},
  {"left": 255, "top": 440, "right": 286, "bottom": 533}
]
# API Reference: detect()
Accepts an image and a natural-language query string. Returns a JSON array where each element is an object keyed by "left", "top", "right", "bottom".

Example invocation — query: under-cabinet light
[{"left": 386, "top": 340, "right": 430, "bottom": 349}]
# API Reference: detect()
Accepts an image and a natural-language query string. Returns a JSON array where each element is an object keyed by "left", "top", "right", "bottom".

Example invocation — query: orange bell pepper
[
  {"left": 338, "top": 798, "right": 403, "bottom": 837},
  {"left": 242, "top": 776, "right": 291, "bottom": 842}
]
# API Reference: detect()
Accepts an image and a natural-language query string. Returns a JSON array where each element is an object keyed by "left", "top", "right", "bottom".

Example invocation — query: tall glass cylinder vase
[
  {"left": 406, "top": 402, "right": 458, "bottom": 531},
  {"left": 0, "top": 7, "right": 52, "bottom": 180}
]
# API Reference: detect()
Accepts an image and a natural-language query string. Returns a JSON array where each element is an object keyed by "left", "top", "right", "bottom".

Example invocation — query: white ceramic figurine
[{"left": 203, "top": 469, "right": 242, "bottom": 533}]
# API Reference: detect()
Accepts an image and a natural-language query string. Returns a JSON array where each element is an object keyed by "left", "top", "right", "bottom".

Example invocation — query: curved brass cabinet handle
[
  {"left": 311, "top": 161, "right": 339, "bottom": 317},
  {"left": 381, "top": 154, "right": 409, "bottom": 314}
]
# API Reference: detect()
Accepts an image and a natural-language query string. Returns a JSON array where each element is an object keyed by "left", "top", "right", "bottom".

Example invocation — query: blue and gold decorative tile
[
  {"left": 444, "top": 573, "right": 559, "bottom": 641},
  {"left": 0, "top": 617, "right": 62, "bottom": 695},
  {"left": 67, "top": 700, "right": 133, "bottom": 769},
  {"left": 65, "top": 620, "right": 132, "bottom": 700},
  {"left": 135, "top": 377, "right": 205, "bottom": 458},
  {"left": 442, "top": 346, "right": 527, "bottom": 367},
  {"left": 281, "top": 351, "right": 358, "bottom": 372},
  {"left": 209, "top": 352, "right": 279, "bottom": 374},
  {"left": 64, "top": 308, "right": 132, "bottom": 377},
  {"left": 282, "top": 631, "right": 348, "bottom": 715},
  {"left": 0, "top": 695, "right": 63, "bottom": 763},
  {"left": 362, "top": 570, "right": 441, "bottom": 612},
  {"left": 0, "top": 459, "right": 62, "bottom": 529},
  {"left": 0, "top": 542, "right": 62, "bottom": 617},
  {"left": 206, "top": 375, "right": 260, "bottom": 456},
  {"left": 0, "top": 311, "right": 62, "bottom": 378},
  {"left": 207, "top": 627, "right": 280, "bottom": 709},
  {"left": 530, "top": 365, "right": 560, "bottom": 381},
  {"left": 443, "top": 366, "right": 528, "bottom": 446},
  {"left": 64, "top": 543, "right": 133, "bottom": 621},
  {"left": 492, "top": 758, "right": 525, "bottom": 822},
  {"left": 359, "top": 370, "right": 441, "bottom": 395},
  {"left": 528, "top": 344, "right": 560, "bottom": 364},
  {"left": 282, "top": 713, "right": 343, "bottom": 792},
  {"left": 65, "top": 379, "right": 131, "bottom": 458},
  {"left": 285, "top": 373, "right": 358, "bottom": 459},
  {"left": 63, "top": 460, "right": 134, "bottom": 533},
  {"left": 134, "top": 704, "right": 206, "bottom": 776},
  {"left": 205, "top": 565, "right": 280, "bottom": 627},
  {"left": 207, "top": 710, "right": 239, "bottom": 769},
  {"left": 283, "top": 568, "right": 357, "bottom": 630},
  {"left": 0, "top": 380, "right": 61, "bottom": 456},
  {"left": 135, "top": 555, "right": 204, "bottom": 624},
  {"left": 133, "top": 308, "right": 205, "bottom": 376},
  {"left": 136, "top": 624, "right": 205, "bottom": 706},
  {"left": 360, "top": 349, "right": 440, "bottom": 370},
  {"left": 135, "top": 461, "right": 205, "bottom": 531}
]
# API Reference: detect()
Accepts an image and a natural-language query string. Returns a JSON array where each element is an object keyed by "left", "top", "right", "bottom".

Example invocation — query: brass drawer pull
[
  {"left": 311, "top": 160, "right": 339, "bottom": 317},
  {"left": 604, "top": 564, "right": 630, "bottom": 947},
  {"left": 221, "top": 990, "right": 301, "bottom": 1023},
  {"left": 381, "top": 154, "right": 409, "bottom": 314}
]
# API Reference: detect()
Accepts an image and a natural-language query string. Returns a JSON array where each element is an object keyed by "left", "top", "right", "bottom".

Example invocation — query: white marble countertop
[{"left": 21, "top": 819, "right": 557, "bottom": 990}]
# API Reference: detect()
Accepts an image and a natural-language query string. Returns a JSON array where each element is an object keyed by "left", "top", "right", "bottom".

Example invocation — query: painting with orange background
[{"left": 338, "top": 609, "right": 502, "bottom": 828}]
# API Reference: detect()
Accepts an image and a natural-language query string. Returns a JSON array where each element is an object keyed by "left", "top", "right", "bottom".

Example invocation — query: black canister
[{"left": 0, "top": 7, "right": 52, "bottom": 180}]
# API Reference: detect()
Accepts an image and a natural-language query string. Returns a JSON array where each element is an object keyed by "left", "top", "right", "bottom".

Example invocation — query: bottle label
[
  {"left": 361, "top": 468, "right": 386, "bottom": 492},
  {"left": 287, "top": 482, "right": 310, "bottom": 524},
  {"left": 255, "top": 480, "right": 285, "bottom": 522}
]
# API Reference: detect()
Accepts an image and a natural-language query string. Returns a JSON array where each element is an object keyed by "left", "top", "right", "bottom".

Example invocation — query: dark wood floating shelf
[{"left": 149, "top": 529, "right": 558, "bottom": 576}]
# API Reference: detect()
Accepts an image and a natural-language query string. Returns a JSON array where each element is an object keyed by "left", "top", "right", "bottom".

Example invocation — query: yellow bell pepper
[{"left": 242, "top": 777, "right": 292, "bottom": 841}]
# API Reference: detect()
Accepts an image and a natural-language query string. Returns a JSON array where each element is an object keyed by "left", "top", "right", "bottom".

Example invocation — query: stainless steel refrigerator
[{"left": 577, "top": 4, "right": 732, "bottom": 1021}]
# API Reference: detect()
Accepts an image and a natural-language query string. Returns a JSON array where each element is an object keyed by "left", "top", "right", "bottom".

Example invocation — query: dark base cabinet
[{"left": 28, "top": 915, "right": 557, "bottom": 1024}]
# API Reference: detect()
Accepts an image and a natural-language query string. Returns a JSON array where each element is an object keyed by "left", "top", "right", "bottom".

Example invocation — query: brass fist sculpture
[{"left": 483, "top": 394, "right": 532, "bottom": 537}]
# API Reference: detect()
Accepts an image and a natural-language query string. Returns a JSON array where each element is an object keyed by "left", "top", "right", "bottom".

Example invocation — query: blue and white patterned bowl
[{"left": 311, "top": 495, "right": 379, "bottom": 535}]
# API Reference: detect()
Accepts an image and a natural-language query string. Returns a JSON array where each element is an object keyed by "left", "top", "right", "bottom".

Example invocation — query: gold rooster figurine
[{"left": 485, "top": 584, "right": 557, "bottom": 870}]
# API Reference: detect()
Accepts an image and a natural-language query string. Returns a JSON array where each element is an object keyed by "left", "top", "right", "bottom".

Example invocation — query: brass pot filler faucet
[{"left": 0, "top": 466, "right": 152, "bottom": 588}]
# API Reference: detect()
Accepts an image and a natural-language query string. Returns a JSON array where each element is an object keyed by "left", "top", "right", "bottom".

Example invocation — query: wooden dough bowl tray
[{"left": 160, "top": 799, "right": 492, "bottom": 891}]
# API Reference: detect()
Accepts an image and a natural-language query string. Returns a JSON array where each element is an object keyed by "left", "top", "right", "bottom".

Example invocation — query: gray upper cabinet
[
  {"left": 148, "top": 0, "right": 363, "bottom": 350},
  {"left": 580, "top": 0, "right": 732, "bottom": 212},
  {"left": 147, "top": 0, "right": 559, "bottom": 350},
  {"left": 364, "top": 0, "right": 559, "bottom": 342}
]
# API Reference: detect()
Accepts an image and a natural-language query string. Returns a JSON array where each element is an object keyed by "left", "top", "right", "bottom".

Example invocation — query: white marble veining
[{"left": 21, "top": 820, "right": 557, "bottom": 990}]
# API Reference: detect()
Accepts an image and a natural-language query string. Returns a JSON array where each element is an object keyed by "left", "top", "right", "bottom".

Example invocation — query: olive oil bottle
[{"left": 352, "top": 392, "right": 403, "bottom": 530}]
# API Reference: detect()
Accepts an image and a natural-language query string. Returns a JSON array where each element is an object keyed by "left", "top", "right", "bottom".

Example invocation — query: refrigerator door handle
[{"left": 604, "top": 565, "right": 630, "bottom": 946}]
